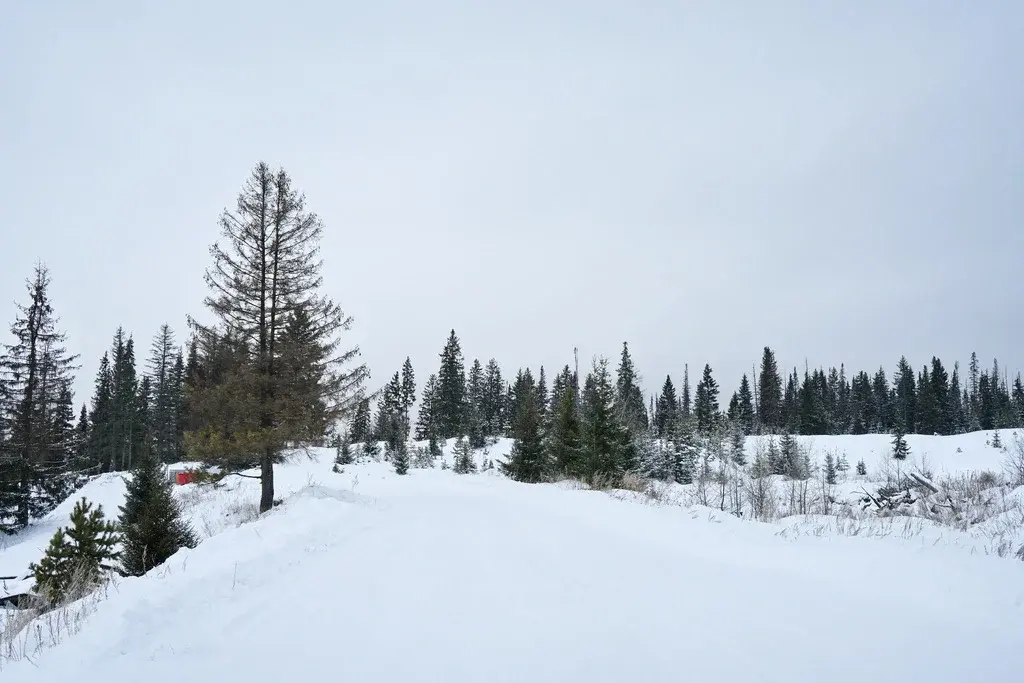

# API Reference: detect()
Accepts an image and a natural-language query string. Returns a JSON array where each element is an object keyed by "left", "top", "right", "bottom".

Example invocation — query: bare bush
[{"left": 1003, "top": 432, "right": 1024, "bottom": 487}]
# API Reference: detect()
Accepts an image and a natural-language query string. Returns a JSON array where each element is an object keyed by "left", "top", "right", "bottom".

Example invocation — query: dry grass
[{"left": 0, "top": 571, "right": 120, "bottom": 671}]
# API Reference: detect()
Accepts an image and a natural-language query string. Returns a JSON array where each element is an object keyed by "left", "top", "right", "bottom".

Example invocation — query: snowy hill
[{"left": 2, "top": 432, "right": 1024, "bottom": 681}]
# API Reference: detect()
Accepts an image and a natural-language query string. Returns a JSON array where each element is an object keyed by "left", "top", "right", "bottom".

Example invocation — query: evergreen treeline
[{"left": 366, "top": 337, "right": 1024, "bottom": 486}]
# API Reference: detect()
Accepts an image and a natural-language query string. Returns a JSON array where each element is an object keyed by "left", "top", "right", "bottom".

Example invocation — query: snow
[{"left": 2, "top": 432, "right": 1024, "bottom": 681}]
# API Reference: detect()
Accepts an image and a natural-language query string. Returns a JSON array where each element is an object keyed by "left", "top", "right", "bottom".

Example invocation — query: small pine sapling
[
  {"left": 30, "top": 498, "right": 120, "bottom": 605},
  {"left": 392, "top": 441, "right": 410, "bottom": 475},
  {"left": 856, "top": 459, "right": 867, "bottom": 476},
  {"left": 824, "top": 452, "right": 837, "bottom": 485},
  {"left": 452, "top": 436, "right": 476, "bottom": 474},
  {"left": 892, "top": 427, "right": 910, "bottom": 461}
]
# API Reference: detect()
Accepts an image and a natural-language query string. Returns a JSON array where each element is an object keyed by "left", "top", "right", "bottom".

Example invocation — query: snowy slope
[{"left": 2, "top": 437, "right": 1024, "bottom": 682}]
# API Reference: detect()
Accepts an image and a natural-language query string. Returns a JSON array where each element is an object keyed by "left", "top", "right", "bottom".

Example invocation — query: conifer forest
[{"left": 1, "top": 162, "right": 1021, "bottom": 532}]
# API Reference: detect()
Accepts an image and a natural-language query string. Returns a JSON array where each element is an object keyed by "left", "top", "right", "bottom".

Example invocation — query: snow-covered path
[{"left": 8, "top": 464, "right": 1024, "bottom": 682}]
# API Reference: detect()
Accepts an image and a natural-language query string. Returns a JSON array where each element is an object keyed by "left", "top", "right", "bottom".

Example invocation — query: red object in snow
[{"left": 175, "top": 471, "right": 193, "bottom": 485}]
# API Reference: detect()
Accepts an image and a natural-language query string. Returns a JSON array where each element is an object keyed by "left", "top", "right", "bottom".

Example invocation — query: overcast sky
[{"left": 2, "top": 1, "right": 1022, "bottom": 409}]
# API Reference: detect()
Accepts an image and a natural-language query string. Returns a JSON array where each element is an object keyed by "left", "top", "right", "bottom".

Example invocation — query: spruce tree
[
  {"left": 916, "top": 364, "right": 938, "bottom": 435},
  {"left": 415, "top": 374, "right": 440, "bottom": 443},
  {"left": 391, "top": 440, "right": 410, "bottom": 475},
  {"left": 400, "top": 356, "right": 416, "bottom": 427},
  {"left": 502, "top": 376, "right": 546, "bottom": 482},
  {"left": 680, "top": 364, "right": 692, "bottom": 419},
  {"left": 856, "top": 459, "right": 867, "bottom": 476},
  {"left": 893, "top": 356, "right": 917, "bottom": 434},
  {"left": 872, "top": 368, "right": 890, "bottom": 432},
  {"left": 436, "top": 330, "right": 467, "bottom": 439},
  {"left": 118, "top": 452, "right": 198, "bottom": 576},
  {"left": 694, "top": 364, "right": 720, "bottom": 433},
  {"left": 147, "top": 324, "right": 181, "bottom": 463},
  {"left": 654, "top": 375, "right": 678, "bottom": 438},
  {"left": 547, "top": 383, "right": 582, "bottom": 477},
  {"left": 824, "top": 452, "right": 837, "bottom": 485},
  {"left": 376, "top": 371, "right": 404, "bottom": 450},
  {"left": 891, "top": 426, "right": 910, "bottom": 461},
  {"left": 0, "top": 264, "right": 80, "bottom": 532},
  {"left": 615, "top": 342, "right": 648, "bottom": 434},
  {"left": 452, "top": 436, "right": 476, "bottom": 474},
  {"left": 757, "top": 347, "right": 783, "bottom": 432},
  {"left": 482, "top": 359, "right": 505, "bottom": 438},
  {"left": 729, "top": 421, "right": 747, "bottom": 466},
  {"left": 350, "top": 397, "right": 372, "bottom": 444},
  {"left": 465, "top": 359, "right": 486, "bottom": 448},
  {"left": 580, "top": 358, "right": 630, "bottom": 484},
  {"left": 186, "top": 162, "right": 369, "bottom": 513},
  {"left": 737, "top": 374, "right": 755, "bottom": 435}
]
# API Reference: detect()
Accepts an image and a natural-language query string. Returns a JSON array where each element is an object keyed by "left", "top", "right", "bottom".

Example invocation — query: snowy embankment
[{"left": 1, "top": 433, "right": 1023, "bottom": 681}]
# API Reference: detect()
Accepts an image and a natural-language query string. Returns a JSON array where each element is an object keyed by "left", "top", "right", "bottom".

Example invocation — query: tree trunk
[{"left": 259, "top": 449, "right": 275, "bottom": 513}]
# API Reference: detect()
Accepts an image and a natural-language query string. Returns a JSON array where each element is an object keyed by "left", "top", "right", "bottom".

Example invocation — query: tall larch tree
[{"left": 186, "top": 162, "right": 368, "bottom": 513}]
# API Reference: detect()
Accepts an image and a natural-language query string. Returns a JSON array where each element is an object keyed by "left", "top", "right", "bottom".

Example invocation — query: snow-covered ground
[{"left": 2, "top": 432, "right": 1024, "bottom": 681}]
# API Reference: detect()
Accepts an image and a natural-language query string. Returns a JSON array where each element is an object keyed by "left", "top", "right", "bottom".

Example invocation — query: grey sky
[{"left": 2, "top": 1, "right": 1022, "bottom": 410}]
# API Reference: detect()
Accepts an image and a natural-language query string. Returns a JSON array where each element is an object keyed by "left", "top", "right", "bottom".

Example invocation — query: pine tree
[
  {"left": 654, "top": 375, "right": 678, "bottom": 438},
  {"left": 29, "top": 497, "right": 120, "bottom": 605},
  {"left": 776, "top": 432, "right": 799, "bottom": 477},
  {"left": 436, "top": 330, "right": 466, "bottom": 439},
  {"left": 415, "top": 374, "right": 440, "bottom": 442},
  {"left": 930, "top": 357, "right": 951, "bottom": 434},
  {"left": 86, "top": 352, "right": 113, "bottom": 473},
  {"left": 110, "top": 329, "right": 141, "bottom": 471},
  {"left": 916, "top": 364, "right": 938, "bottom": 435},
  {"left": 147, "top": 324, "right": 181, "bottom": 463},
  {"left": 502, "top": 374, "right": 546, "bottom": 482},
  {"left": 547, "top": 383, "right": 582, "bottom": 477},
  {"left": 836, "top": 452, "right": 849, "bottom": 476},
  {"left": 824, "top": 452, "right": 837, "bottom": 485},
  {"left": 666, "top": 416, "right": 697, "bottom": 484},
  {"left": 536, "top": 366, "right": 549, "bottom": 417},
  {"left": 186, "top": 162, "right": 369, "bottom": 513},
  {"left": 856, "top": 459, "right": 867, "bottom": 476},
  {"left": 872, "top": 367, "right": 890, "bottom": 432},
  {"left": 71, "top": 403, "right": 91, "bottom": 478},
  {"left": 391, "top": 440, "right": 410, "bottom": 475},
  {"left": 893, "top": 356, "right": 916, "bottom": 433},
  {"left": 694, "top": 364, "right": 719, "bottom": 433},
  {"left": 0, "top": 264, "right": 80, "bottom": 532},
  {"left": 376, "top": 371, "right": 405, "bottom": 451},
  {"left": 349, "top": 397, "right": 370, "bottom": 444},
  {"left": 737, "top": 374, "right": 755, "bottom": 435},
  {"left": 452, "top": 436, "right": 476, "bottom": 474},
  {"left": 580, "top": 358, "right": 630, "bottom": 484},
  {"left": 118, "top": 452, "right": 198, "bottom": 576},
  {"left": 891, "top": 426, "right": 910, "bottom": 461},
  {"left": 465, "top": 359, "right": 486, "bottom": 448},
  {"left": 400, "top": 357, "right": 416, "bottom": 426},
  {"left": 680, "top": 364, "right": 692, "bottom": 419},
  {"left": 615, "top": 342, "right": 648, "bottom": 435},
  {"left": 757, "top": 347, "right": 783, "bottom": 432},
  {"left": 333, "top": 432, "right": 353, "bottom": 470},
  {"left": 482, "top": 359, "right": 505, "bottom": 438},
  {"left": 729, "top": 421, "right": 747, "bottom": 466}
]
